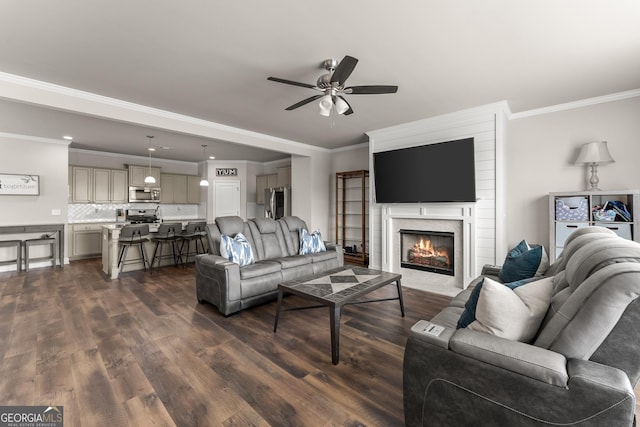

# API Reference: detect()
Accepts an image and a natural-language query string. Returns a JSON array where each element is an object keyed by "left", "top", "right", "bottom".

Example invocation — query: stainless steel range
[{"left": 125, "top": 209, "right": 159, "bottom": 224}]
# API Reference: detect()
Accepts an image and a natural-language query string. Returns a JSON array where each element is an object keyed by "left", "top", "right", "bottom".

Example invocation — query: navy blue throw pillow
[{"left": 498, "top": 240, "right": 549, "bottom": 283}]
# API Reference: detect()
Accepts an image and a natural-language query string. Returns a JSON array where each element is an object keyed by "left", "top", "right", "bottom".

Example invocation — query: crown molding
[
  {"left": 0, "top": 132, "right": 71, "bottom": 146},
  {"left": 510, "top": 88, "right": 640, "bottom": 120},
  {"left": 0, "top": 72, "right": 329, "bottom": 156}
]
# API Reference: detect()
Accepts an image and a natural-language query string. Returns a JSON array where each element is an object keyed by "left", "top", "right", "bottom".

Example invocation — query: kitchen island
[{"left": 101, "top": 220, "right": 206, "bottom": 279}]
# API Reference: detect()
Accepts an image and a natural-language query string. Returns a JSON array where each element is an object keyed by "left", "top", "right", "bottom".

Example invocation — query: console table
[{"left": 0, "top": 224, "right": 65, "bottom": 268}]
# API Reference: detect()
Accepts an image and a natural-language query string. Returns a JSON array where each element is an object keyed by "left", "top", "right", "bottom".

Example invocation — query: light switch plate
[{"left": 51, "top": 209, "right": 61, "bottom": 216}]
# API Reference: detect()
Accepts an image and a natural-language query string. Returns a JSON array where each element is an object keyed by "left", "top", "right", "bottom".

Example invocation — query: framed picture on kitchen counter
[{"left": 0, "top": 173, "right": 40, "bottom": 195}]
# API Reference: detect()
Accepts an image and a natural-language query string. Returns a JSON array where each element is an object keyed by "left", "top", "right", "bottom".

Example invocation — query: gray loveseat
[
  {"left": 195, "top": 215, "right": 343, "bottom": 316},
  {"left": 404, "top": 226, "right": 640, "bottom": 426}
]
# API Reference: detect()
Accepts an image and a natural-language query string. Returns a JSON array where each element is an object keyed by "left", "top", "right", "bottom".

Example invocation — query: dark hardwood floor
[{"left": 0, "top": 259, "right": 451, "bottom": 426}]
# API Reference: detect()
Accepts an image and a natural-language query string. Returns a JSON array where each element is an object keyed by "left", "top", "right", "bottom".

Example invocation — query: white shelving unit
[{"left": 549, "top": 190, "right": 640, "bottom": 262}]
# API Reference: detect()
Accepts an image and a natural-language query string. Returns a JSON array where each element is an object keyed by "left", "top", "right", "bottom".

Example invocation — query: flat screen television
[{"left": 373, "top": 138, "right": 476, "bottom": 203}]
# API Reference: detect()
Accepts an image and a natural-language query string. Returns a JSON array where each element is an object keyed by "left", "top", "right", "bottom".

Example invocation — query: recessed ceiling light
[
  {"left": 159, "top": 146, "right": 172, "bottom": 150},
  {"left": 209, "top": 155, "right": 216, "bottom": 160},
  {"left": 148, "top": 147, "right": 156, "bottom": 152},
  {"left": 63, "top": 135, "right": 73, "bottom": 140}
]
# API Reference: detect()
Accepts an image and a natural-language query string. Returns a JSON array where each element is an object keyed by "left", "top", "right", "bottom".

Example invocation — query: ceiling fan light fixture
[
  {"left": 335, "top": 97, "right": 349, "bottom": 115},
  {"left": 319, "top": 94, "right": 333, "bottom": 110}
]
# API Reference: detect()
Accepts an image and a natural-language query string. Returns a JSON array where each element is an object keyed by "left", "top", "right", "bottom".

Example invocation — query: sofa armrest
[
  {"left": 450, "top": 328, "right": 569, "bottom": 387},
  {"left": 195, "top": 254, "right": 242, "bottom": 316},
  {"left": 409, "top": 320, "right": 456, "bottom": 349},
  {"left": 480, "top": 263, "right": 502, "bottom": 278}
]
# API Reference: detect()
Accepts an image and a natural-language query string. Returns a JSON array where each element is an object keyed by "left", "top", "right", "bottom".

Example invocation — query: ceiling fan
[{"left": 267, "top": 55, "right": 398, "bottom": 116}]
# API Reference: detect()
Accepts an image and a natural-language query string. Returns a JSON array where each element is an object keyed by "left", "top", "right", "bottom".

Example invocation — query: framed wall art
[{"left": 0, "top": 174, "right": 40, "bottom": 195}]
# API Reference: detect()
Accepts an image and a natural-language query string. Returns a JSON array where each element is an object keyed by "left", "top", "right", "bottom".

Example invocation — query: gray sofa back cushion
[
  {"left": 248, "top": 218, "right": 288, "bottom": 261},
  {"left": 213, "top": 216, "right": 257, "bottom": 258},
  {"left": 278, "top": 216, "right": 308, "bottom": 256},
  {"left": 534, "top": 234, "right": 640, "bottom": 377}
]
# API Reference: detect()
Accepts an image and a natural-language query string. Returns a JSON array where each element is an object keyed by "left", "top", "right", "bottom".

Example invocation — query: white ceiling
[{"left": 1, "top": 1, "right": 639, "bottom": 163}]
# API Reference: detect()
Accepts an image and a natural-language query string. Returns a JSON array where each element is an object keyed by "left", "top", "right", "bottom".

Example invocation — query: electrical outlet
[{"left": 51, "top": 209, "right": 61, "bottom": 216}]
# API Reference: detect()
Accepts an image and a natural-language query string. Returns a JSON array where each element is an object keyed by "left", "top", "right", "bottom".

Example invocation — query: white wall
[
  {"left": 69, "top": 148, "right": 199, "bottom": 175},
  {"left": 507, "top": 95, "right": 640, "bottom": 250},
  {"left": 0, "top": 134, "right": 69, "bottom": 225},
  {"left": 0, "top": 134, "right": 70, "bottom": 268}
]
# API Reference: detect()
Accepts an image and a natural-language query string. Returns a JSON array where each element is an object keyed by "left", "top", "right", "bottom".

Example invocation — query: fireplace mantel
[{"left": 380, "top": 204, "right": 474, "bottom": 293}]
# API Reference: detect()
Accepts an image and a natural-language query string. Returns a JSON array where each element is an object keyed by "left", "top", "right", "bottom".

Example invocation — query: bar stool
[
  {"left": 117, "top": 224, "right": 150, "bottom": 275},
  {"left": 179, "top": 221, "right": 207, "bottom": 266},
  {"left": 0, "top": 240, "right": 22, "bottom": 272},
  {"left": 24, "top": 235, "right": 57, "bottom": 272},
  {"left": 150, "top": 222, "right": 182, "bottom": 272}
]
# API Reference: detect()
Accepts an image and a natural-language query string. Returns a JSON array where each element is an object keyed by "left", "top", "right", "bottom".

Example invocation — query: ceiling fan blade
[
  {"left": 285, "top": 94, "right": 323, "bottom": 110},
  {"left": 330, "top": 55, "right": 358, "bottom": 85},
  {"left": 337, "top": 96, "right": 354, "bottom": 115},
  {"left": 345, "top": 85, "right": 398, "bottom": 94},
  {"left": 268, "top": 76, "right": 316, "bottom": 89}
]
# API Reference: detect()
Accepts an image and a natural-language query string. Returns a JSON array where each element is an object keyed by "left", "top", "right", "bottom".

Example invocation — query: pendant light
[
  {"left": 199, "top": 144, "right": 209, "bottom": 187},
  {"left": 144, "top": 135, "right": 156, "bottom": 185}
]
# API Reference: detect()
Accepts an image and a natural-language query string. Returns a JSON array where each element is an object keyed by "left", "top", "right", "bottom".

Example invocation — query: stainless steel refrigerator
[{"left": 264, "top": 187, "right": 291, "bottom": 219}]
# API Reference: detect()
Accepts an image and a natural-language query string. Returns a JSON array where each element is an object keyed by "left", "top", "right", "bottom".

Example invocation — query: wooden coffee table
[{"left": 273, "top": 266, "right": 404, "bottom": 365}]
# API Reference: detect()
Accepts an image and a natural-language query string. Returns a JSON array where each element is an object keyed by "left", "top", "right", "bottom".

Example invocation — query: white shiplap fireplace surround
[{"left": 367, "top": 102, "right": 510, "bottom": 296}]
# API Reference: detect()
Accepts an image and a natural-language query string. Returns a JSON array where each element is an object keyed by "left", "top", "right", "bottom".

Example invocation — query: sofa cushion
[
  {"left": 278, "top": 216, "right": 308, "bottom": 256},
  {"left": 457, "top": 276, "right": 540, "bottom": 329},
  {"left": 273, "top": 254, "right": 312, "bottom": 269},
  {"left": 238, "top": 260, "right": 282, "bottom": 279},
  {"left": 467, "top": 276, "right": 554, "bottom": 342},
  {"left": 220, "top": 233, "right": 255, "bottom": 266},
  {"left": 248, "top": 218, "right": 287, "bottom": 261},
  {"left": 299, "top": 228, "right": 326, "bottom": 254},
  {"left": 499, "top": 240, "right": 549, "bottom": 282}
]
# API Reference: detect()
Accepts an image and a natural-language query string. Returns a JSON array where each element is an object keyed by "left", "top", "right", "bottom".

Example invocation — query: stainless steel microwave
[{"left": 129, "top": 186, "right": 161, "bottom": 203}]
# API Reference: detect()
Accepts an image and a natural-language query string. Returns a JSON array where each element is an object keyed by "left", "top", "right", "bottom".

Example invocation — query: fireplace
[{"left": 400, "top": 229, "right": 454, "bottom": 276}]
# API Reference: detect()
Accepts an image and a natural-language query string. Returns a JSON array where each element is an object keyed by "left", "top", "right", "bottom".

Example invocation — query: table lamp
[{"left": 574, "top": 141, "right": 615, "bottom": 191}]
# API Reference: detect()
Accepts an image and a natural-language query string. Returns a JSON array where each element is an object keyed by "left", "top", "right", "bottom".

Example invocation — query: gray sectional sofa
[
  {"left": 195, "top": 215, "right": 343, "bottom": 316},
  {"left": 403, "top": 226, "right": 640, "bottom": 426}
]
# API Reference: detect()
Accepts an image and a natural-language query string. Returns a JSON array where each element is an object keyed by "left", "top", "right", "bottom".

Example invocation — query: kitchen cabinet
[
  {"left": 70, "top": 166, "right": 128, "bottom": 203},
  {"left": 71, "top": 166, "right": 92, "bottom": 202},
  {"left": 161, "top": 173, "right": 200, "bottom": 204},
  {"left": 256, "top": 173, "right": 278, "bottom": 204},
  {"left": 276, "top": 166, "right": 291, "bottom": 187},
  {"left": 187, "top": 175, "right": 201, "bottom": 204},
  {"left": 549, "top": 189, "right": 640, "bottom": 262},
  {"left": 70, "top": 223, "right": 104, "bottom": 259},
  {"left": 129, "top": 165, "right": 161, "bottom": 187},
  {"left": 93, "top": 169, "right": 126, "bottom": 203}
]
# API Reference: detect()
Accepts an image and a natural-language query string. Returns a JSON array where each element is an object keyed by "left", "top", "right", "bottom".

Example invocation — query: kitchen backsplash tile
[{"left": 68, "top": 203, "right": 199, "bottom": 223}]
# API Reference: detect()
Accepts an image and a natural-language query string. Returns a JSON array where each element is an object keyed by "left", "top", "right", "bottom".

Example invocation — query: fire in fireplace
[{"left": 400, "top": 229, "right": 454, "bottom": 276}]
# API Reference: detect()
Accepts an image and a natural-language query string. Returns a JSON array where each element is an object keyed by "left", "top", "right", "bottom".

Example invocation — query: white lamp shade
[
  {"left": 318, "top": 94, "right": 333, "bottom": 112},
  {"left": 335, "top": 97, "right": 349, "bottom": 114},
  {"left": 575, "top": 141, "right": 615, "bottom": 165},
  {"left": 199, "top": 178, "right": 209, "bottom": 186},
  {"left": 319, "top": 107, "right": 331, "bottom": 117},
  {"left": 144, "top": 175, "right": 156, "bottom": 184}
]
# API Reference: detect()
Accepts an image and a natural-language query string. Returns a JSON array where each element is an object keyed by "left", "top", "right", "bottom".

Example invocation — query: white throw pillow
[{"left": 468, "top": 276, "right": 554, "bottom": 342}]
